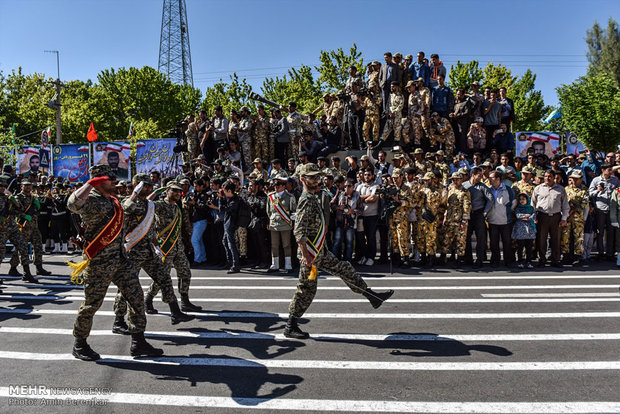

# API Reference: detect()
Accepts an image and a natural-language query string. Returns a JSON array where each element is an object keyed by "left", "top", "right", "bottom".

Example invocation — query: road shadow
[{"left": 0, "top": 280, "right": 72, "bottom": 323}]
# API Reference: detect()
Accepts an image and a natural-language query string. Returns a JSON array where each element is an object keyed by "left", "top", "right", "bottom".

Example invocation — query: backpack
[{"left": 237, "top": 197, "right": 252, "bottom": 228}]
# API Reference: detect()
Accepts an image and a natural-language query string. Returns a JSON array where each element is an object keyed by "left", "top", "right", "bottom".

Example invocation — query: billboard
[
  {"left": 135, "top": 138, "right": 182, "bottom": 177},
  {"left": 16, "top": 146, "right": 51, "bottom": 178},
  {"left": 515, "top": 131, "right": 560, "bottom": 158},
  {"left": 93, "top": 141, "right": 131, "bottom": 180},
  {"left": 51, "top": 144, "right": 90, "bottom": 182}
]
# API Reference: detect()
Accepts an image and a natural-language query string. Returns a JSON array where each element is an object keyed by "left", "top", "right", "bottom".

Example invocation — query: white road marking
[
  {"left": 0, "top": 388, "right": 616, "bottom": 413},
  {"left": 1, "top": 327, "right": 619, "bottom": 342},
  {"left": 482, "top": 293, "right": 619, "bottom": 298}
]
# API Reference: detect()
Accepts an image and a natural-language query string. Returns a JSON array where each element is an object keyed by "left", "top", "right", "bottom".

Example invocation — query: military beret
[
  {"left": 20, "top": 180, "right": 33, "bottom": 186},
  {"left": 390, "top": 81, "right": 399, "bottom": 86},
  {"left": 271, "top": 158, "right": 282, "bottom": 165},
  {"left": 404, "top": 167, "right": 416, "bottom": 175},
  {"left": 132, "top": 173, "right": 154, "bottom": 186},
  {"left": 89, "top": 164, "right": 114, "bottom": 178},
  {"left": 317, "top": 156, "right": 327, "bottom": 162}
]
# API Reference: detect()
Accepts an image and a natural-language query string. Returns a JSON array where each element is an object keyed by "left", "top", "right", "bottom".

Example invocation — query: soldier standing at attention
[
  {"left": 67, "top": 165, "right": 162, "bottom": 361},
  {"left": 388, "top": 169, "right": 414, "bottom": 268},
  {"left": 284, "top": 163, "right": 394, "bottom": 339},
  {"left": 378, "top": 82, "right": 404, "bottom": 146},
  {"left": 9, "top": 180, "right": 51, "bottom": 277},
  {"left": 440, "top": 173, "right": 472, "bottom": 264},
  {"left": 112, "top": 175, "right": 195, "bottom": 334},
  {"left": 563, "top": 170, "right": 589, "bottom": 266},
  {"left": 266, "top": 177, "right": 297, "bottom": 273}
]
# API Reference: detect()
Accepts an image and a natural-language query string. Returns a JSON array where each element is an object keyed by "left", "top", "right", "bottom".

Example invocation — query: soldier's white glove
[
  {"left": 612, "top": 222, "right": 619, "bottom": 228},
  {"left": 133, "top": 181, "right": 145, "bottom": 195},
  {"left": 153, "top": 245, "right": 164, "bottom": 259}
]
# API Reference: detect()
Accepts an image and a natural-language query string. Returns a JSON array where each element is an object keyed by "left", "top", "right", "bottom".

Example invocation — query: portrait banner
[
  {"left": 515, "top": 131, "right": 560, "bottom": 158},
  {"left": 16, "top": 146, "right": 51, "bottom": 178},
  {"left": 135, "top": 138, "right": 181, "bottom": 177},
  {"left": 51, "top": 144, "right": 90, "bottom": 183},
  {"left": 93, "top": 141, "right": 131, "bottom": 180},
  {"left": 566, "top": 132, "right": 586, "bottom": 155}
]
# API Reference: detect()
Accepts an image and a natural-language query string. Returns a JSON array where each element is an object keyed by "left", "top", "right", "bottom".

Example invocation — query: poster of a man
[
  {"left": 516, "top": 132, "right": 558, "bottom": 158},
  {"left": 17, "top": 147, "right": 51, "bottom": 178},
  {"left": 93, "top": 142, "right": 131, "bottom": 179}
]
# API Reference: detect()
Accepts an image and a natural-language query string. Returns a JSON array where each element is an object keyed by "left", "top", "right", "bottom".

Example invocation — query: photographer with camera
[
  {"left": 299, "top": 130, "right": 321, "bottom": 163},
  {"left": 317, "top": 116, "right": 341, "bottom": 158},
  {"left": 331, "top": 177, "right": 361, "bottom": 261}
]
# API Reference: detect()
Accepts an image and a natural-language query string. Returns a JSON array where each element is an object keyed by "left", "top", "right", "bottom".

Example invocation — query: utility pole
[{"left": 44, "top": 50, "right": 62, "bottom": 144}]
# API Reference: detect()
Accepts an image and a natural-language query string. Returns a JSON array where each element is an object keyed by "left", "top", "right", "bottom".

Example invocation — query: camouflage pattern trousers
[
  {"left": 10, "top": 224, "right": 43, "bottom": 267},
  {"left": 389, "top": 216, "right": 411, "bottom": 256},
  {"left": 416, "top": 219, "right": 438, "bottom": 255},
  {"left": 74, "top": 255, "right": 146, "bottom": 338},
  {"left": 441, "top": 221, "right": 467, "bottom": 256},
  {"left": 561, "top": 216, "right": 585, "bottom": 255},
  {"left": 380, "top": 115, "right": 402, "bottom": 142},
  {"left": 236, "top": 227, "right": 248, "bottom": 257},
  {"left": 253, "top": 135, "right": 273, "bottom": 166},
  {"left": 288, "top": 248, "right": 368, "bottom": 318},
  {"left": 114, "top": 248, "right": 178, "bottom": 317},
  {"left": 363, "top": 113, "right": 380, "bottom": 142},
  {"left": 148, "top": 245, "right": 192, "bottom": 298},
  {"left": 0, "top": 224, "right": 30, "bottom": 268},
  {"left": 239, "top": 137, "right": 252, "bottom": 172}
]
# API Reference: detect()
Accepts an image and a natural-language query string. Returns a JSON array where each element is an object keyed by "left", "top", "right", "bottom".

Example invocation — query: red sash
[{"left": 84, "top": 196, "right": 124, "bottom": 260}]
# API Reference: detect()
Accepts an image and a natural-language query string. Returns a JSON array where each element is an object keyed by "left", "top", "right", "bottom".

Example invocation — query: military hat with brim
[
  {"left": 405, "top": 54, "right": 413, "bottom": 60},
  {"left": 414, "top": 148, "right": 424, "bottom": 154},
  {"left": 569, "top": 169, "right": 583, "bottom": 178},
  {"left": 300, "top": 163, "right": 321, "bottom": 176},
  {"left": 458, "top": 167, "right": 469, "bottom": 176},
  {"left": 436, "top": 150, "right": 445, "bottom": 156},
  {"left": 481, "top": 161, "right": 493, "bottom": 168},
  {"left": 89, "top": 164, "right": 115, "bottom": 178},
  {"left": 450, "top": 172, "right": 462, "bottom": 179},
  {"left": 521, "top": 166, "right": 534, "bottom": 174},
  {"left": 20, "top": 180, "right": 33, "bottom": 186},
  {"left": 360, "top": 155, "right": 370, "bottom": 161},
  {"left": 392, "top": 168, "right": 403, "bottom": 177},
  {"left": 253, "top": 158, "right": 262, "bottom": 164},
  {"left": 371, "top": 60, "right": 381, "bottom": 66},
  {"left": 132, "top": 173, "right": 154, "bottom": 186},
  {"left": 248, "top": 172, "right": 258, "bottom": 180},
  {"left": 167, "top": 182, "right": 183, "bottom": 191},
  {"left": 414, "top": 77, "right": 424, "bottom": 83},
  {"left": 393, "top": 153, "right": 403, "bottom": 159},
  {"left": 406, "top": 80, "right": 416, "bottom": 88},
  {"left": 535, "top": 169, "right": 545, "bottom": 178},
  {"left": 422, "top": 172, "right": 435, "bottom": 180},
  {"left": 577, "top": 154, "right": 586, "bottom": 160},
  {"left": 393, "top": 52, "right": 402, "bottom": 58}
]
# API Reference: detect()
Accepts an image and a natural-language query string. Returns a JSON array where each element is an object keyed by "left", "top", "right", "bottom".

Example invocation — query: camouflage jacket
[
  {"left": 445, "top": 186, "right": 472, "bottom": 222},
  {"left": 11, "top": 192, "right": 40, "bottom": 225},
  {"left": 154, "top": 199, "right": 185, "bottom": 255},
  {"left": 512, "top": 180, "right": 535, "bottom": 199},
  {"left": 122, "top": 196, "right": 158, "bottom": 256},
  {"left": 293, "top": 190, "right": 324, "bottom": 245},
  {"left": 421, "top": 185, "right": 441, "bottom": 216},
  {"left": 287, "top": 112, "right": 306, "bottom": 139},
  {"left": 566, "top": 184, "right": 589, "bottom": 218},
  {"left": 388, "top": 92, "right": 404, "bottom": 115},
  {"left": 392, "top": 184, "right": 414, "bottom": 219},
  {"left": 0, "top": 193, "right": 18, "bottom": 230},
  {"left": 254, "top": 114, "right": 271, "bottom": 139},
  {"left": 238, "top": 116, "right": 253, "bottom": 142}
]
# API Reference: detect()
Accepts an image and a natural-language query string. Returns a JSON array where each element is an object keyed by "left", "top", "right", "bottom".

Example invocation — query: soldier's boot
[
  {"left": 267, "top": 256, "right": 279, "bottom": 273},
  {"left": 145, "top": 294, "right": 158, "bottom": 315},
  {"left": 72, "top": 337, "right": 100, "bottom": 361},
  {"left": 130, "top": 333, "right": 164, "bottom": 357},
  {"left": 438, "top": 253, "right": 447, "bottom": 266},
  {"left": 181, "top": 294, "right": 202, "bottom": 312},
  {"left": 392, "top": 253, "right": 402, "bottom": 267},
  {"left": 424, "top": 255, "right": 435, "bottom": 269},
  {"left": 283, "top": 316, "right": 309, "bottom": 339},
  {"left": 169, "top": 301, "right": 195, "bottom": 325},
  {"left": 418, "top": 253, "right": 427, "bottom": 267},
  {"left": 112, "top": 316, "right": 130, "bottom": 335},
  {"left": 8, "top": 266, "right": 22, "bottom": 277},
  {"left": 52, "top": 243, "right": 60, "bottom": 254},
  {"left": 22, "top": 266, "right": 39, "bottom": 284},
  {"left": 284, "top": 257, "right": 293, "bottom": 272},
  {"left": 36, "top": 265, "right": 51, "bottom": 276},
  {"left": 61, "top": 243, "right": 68, "bottom": 253},
  {"left": 363, "top": 288, "right": 395, "bottom": 309}
]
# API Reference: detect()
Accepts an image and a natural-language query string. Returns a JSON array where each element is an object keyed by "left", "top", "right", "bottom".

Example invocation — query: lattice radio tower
[{"left": 157, "top": 0, "right": 194, "bottom": 86}]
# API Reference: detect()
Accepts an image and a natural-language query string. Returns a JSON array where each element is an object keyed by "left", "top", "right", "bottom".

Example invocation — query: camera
[{"left": 170, "top": 119, "right": 189, "bottom": 153}]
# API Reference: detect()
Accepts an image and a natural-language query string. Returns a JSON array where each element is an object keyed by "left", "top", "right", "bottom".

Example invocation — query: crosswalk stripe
[
  {"left": 1, "top": 327, "right": 619, "bottom": 342},
  {"left": 483, "top": 293, "right": 619, "bottom": 297},
  {"left": 0, "top": 388, "right": 617, "bottom": 413},
  {"left": 0, "top": 308, "right": 618, "bottom": 319},
  {"left": 0, "top": 350, "right": 619, "bottom": 371},
  {"left": 2, "top": 293, "right": 620, "bottom": 303}
]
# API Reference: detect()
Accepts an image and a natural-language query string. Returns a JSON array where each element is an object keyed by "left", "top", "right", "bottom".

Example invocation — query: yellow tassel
[
  {"left": 67, "top": 260, "right": 89, "bottom": 285},
  {"left": 309, "top": 265, "right": 318, "bottom": 280}
]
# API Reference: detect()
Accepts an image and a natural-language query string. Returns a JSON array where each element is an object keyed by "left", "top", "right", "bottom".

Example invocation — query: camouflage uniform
[
  {"left": 441, "top": 186, "right": 472, "bottom": 256},
  {"left": 0, "top": 193, "right": 31, "bottom": 270},
  {"left": 407, "top": 92, "right": 425, "bottom": 146},
  {"left": 147, "top": 198, "right": 193, "bottom": 298},
  {"left": 288, "top": 190, "right": 368, "bottom": 318},
  {"left": 238, "top": 115, "right": 253, "bottom": 170},
  {"left": 418, "top": 86, "right": 432, "bottom": 138},
  {"left": 379, "top": 91, "right": 404, "bottom": 142},
  {"left": 254, "top": 113, "right": 273, "bottom": 164},
  {"left": 185, "top": 121, "right": 200, "bottom": 162},
  {"left": 512, "top": 180, "right": 535, "bottom": 199},
  {"left": 228, "top": 120, "right": 239, "bottom": 142},
  {"left": 9, "top": 192, "right": 44, "bottom": 267},
  {"left": 287, "top": 112, "right": 306, "bottom": 160},
  {"left": 361, "top": 95, "right": 380, "bottom": 142},
  {"left": 430, "top": 117, "right": 455, "bottom": 155},
  {"left": 416, "top": 183, "right": 440, "bottom": 255},
  {"left": 113, "top": 196, "right": 178, "bottom": 318},
  {"left": 561, "top": 184, "right": 589, "bottom": 256},
  {"left": 251, "top": 167, "right": 269, "bottom": 182},
  {"left": 67, "top": 189, "right": 146, "bottom": 339},
  {"left": 389, "top": 183, "right": 414, "bottom": 257}
]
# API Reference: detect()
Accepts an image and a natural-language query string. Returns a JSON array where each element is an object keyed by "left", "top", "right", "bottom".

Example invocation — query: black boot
[
  {"left": 21, "top": 266, "right": 38, "bottom": 283},
  {"left": 181, "top": 294, "right": 202, "bottom": 312},
  {"left": 130, "top": 333, "right": 164, "bottom": 357},
  {"left": 392, "top": 253, "right": 401, "bottom": 267},
  {"left": 424, "top": 255, "right": 435, "bottom": 269},
  {"left": 363, "top": 288, "right": 395, "bottom": 309},
  {"left": 283, "top": 316, "right": 309, "bottom": 339},
  {"left": 36, "top": 265, "right": 52, "bottom": 276},
  {"left": 72, "top": 337, "right": 100, "bottom": 361},
  {"left": 438, "top": 253, "right": 447, "bottom": 266},
  {"left": 8, "top": 266, "right": 22, "bottom": 277},
  {"left": 419, "top": 253, "right": 427, "bottom": 267},
  {"left": 145, "top": 294, "right": 158, "bottom": 314},
  {"left": 169, "top": 301, "right": 195, "bottom": 325},
  {"left": 112, "top": 316, "right": 130, "bottom": 335}
]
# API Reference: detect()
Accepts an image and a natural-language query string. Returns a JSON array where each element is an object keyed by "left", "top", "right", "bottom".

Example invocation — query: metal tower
[{"left": 157, "top": 0, "right": 194, "bottom": 86}]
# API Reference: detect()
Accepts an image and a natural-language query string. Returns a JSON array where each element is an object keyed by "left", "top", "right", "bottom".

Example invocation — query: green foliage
[
  {"left": 201, "top": 73, "right": 253, "bottom": 115},
  {"left": 481, "top": 63, "right": 516, "bottom": 90},
  {"left": 586, "top": 18, "right": 620, "bottom": 86},
  {"left": 315, "top": 44, "right": 365, "bottom": 92},
  {"left": 261, "top": 65, "right": 322, "bottom": 113},
  {"left": 557, "top": 72, "right": 620, "bottom": 152},
  {"left": 510, "top": 70, "right": 546, "bottom": 131},
  {"left": 448, "top": 60, "right": 483, "bottom": 90}
]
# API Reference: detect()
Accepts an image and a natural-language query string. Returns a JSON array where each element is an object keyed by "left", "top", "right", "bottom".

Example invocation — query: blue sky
[{"left": 1, "top": 0, "right": 618, "bottom": 106}]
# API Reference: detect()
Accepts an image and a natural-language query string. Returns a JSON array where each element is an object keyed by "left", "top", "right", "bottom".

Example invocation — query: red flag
[{"left": 87, "top": 122, "right": 98, "bottom": 142}]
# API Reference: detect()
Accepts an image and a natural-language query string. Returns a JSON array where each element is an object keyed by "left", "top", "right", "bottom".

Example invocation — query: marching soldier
[
  {"left": 67, "top": 165, "right": 162, "bottom": 361},
  {"left": 387, "top": 169, "right": 414, "bottom": 267},
  {"left": 266, "top": 177, "right": 297, "bottom": 272},
  {"left": 0, "top": 179, "right": 37, "bottom": 283},
  {"left": 112, "top": 175, "right": 195, "bottom": 335},
  {"left": 283, "top": 163, "right": 393, "bottom": 339},
  {"left": 562, "top": 170, "right": 589, "bottom": 265},
  {"left": 441, "top": 173, "right": 472, "bottom": 264},
  {"left": 416, "top": 172, "right": 441, "bottom": 267},
  {"left": 8, "top": 181, "right": 51, "bottom": 276},
  {"left": 378, "top": 82, "right": 404, "bottom": 145}
]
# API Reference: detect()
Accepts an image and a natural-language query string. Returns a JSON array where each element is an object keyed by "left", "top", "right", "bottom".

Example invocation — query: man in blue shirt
[
  {"left": 431, "top": 74, "right": 454, "bottom": 118},
  {"left": 408, "top": 51, "right": 430, "bottom": 88}
]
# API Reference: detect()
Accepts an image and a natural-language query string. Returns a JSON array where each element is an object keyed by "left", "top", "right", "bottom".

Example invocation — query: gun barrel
[{"left": 249, "top": 92, "right": 282, "bottom": 109}]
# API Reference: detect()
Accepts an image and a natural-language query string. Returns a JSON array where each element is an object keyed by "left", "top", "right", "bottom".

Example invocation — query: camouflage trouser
[
  {"left": 188, "top": 136, "right": 201, "bottom": 159},
  {"left": 363, "top": 113, "right": 380, "bottom": 142},
  {"left": 561, "top": 216, "right": 585, "bottom": 255},
  {"left": 441, "top": 222, "right": 467, "bottom": 256},
  {"left": 114, "top": 248, "right": 178, "bottom": 317},
  {"left": 380, "top": 115, "right": 402, "bottom": 142},
  {"left": 253, "top": 135, "right": 273, "bottom": 165},
  {"left": 10, "top": 224, "right": 42, "bottom": 267},
  {"left": 443, "top": 132, "right": 455, "bottom": 156},
  {"left": 420, "top": 112, "right": 431, "bottom": 138},
  {"left": 407, "top": 116, "right": 424, "bottom": 145},
  {"left": 74, "top": 255, "right": 146, "bottom": 338},
  {"left": 289, "top": 248, "right": 368, "bottom": 318},
  {"left": 0, "top": 224, "right": 30, "bottom": 267},
  {"left": 430, "top": 134, "right": 444, "bottom": 149},
  {"left": 389, "top": 216, "right": 410, "bottom": 256},
  {"left": 289, "top": 136, "right": 300, "bottom": 161},
  {"left": 236, "top": 227, "right": 247, "bottom": 257},
  {"left": 148, "top": 246, "right": 192, "bottom": 297},
  {"left": 416, "top": 219, "right": 437, "bottom": 255},
  {"left": 240, "top": 137, "right": 252, "bottom": 171}
]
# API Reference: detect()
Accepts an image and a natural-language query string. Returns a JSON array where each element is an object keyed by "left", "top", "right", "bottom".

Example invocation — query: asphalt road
[{"left": 0, "top": 255, "right": 619, "bottom": 413}]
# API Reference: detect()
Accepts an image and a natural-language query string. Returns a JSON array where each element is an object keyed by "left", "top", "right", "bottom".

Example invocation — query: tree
[
  {"left": 481, "top": 63, "right": 516, "bottom": 90},
  {"left": 261, "top": 65, "right": 322, "bottom": 113},
  {"left": 557, "top": 72, "right": 620, "bottom": 152},
  {"left": 448, "top": 60, "right": 483, "bottom": 89},
  {"left": 201, "top": 73, "right": 253, "bottom": 115},
  {"left": 586, "top": 18, "right": 620, "bottom": 86},
  {"left": 315, "top": 44, "right": 365, "bottom": 92},
  {"left": 510, "top": 69, "right": 547, "bottom": 131}
]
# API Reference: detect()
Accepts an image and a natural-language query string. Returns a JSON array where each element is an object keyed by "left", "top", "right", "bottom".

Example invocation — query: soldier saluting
[
  {"left": 67, "top": 165, "right": 162, "bottom": 361},
  {"left": 284, "top": 163, "right": 394, "bottom": 339}
]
